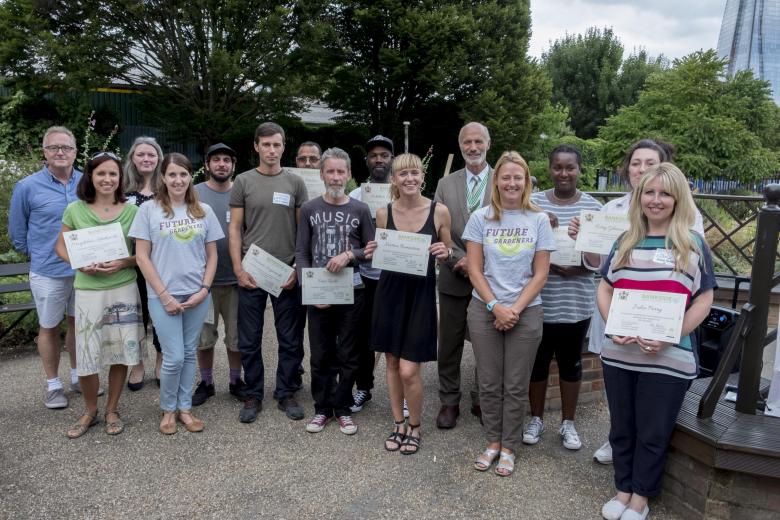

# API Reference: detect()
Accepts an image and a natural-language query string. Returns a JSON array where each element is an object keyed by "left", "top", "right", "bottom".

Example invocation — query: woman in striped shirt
[
  {"left": 597, "top": 163, "right": 715, "bottom": 520},
  {"left": 524, "top": 145, "right": 602, "bottom": 450}
]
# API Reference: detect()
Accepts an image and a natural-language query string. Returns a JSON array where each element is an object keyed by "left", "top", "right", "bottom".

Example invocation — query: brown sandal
[
  {"left": 67, "top": 410, "right": 99, "bottom": 439},
  {"left": 177, "top": 410, "right": 204, "bottom": 432},
  {"left": 105, "top": 410, "right": 124, "bottom": 435}
]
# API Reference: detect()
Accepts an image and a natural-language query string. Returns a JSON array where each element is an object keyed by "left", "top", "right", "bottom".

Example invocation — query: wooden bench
[{"left": 0, "top": 262, "right": 36, "bottom": 342}]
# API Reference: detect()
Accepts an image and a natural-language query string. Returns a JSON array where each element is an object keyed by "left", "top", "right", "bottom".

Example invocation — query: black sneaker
[
  {"left": 229, "top": 379, "right": 248, "bottom": 400},
  {"left": 239, "top": 397, "right": 261, "bottom": 423},
  {"left": 278, "top": 396, "right": 304, "bottom": 420},
  {"left": 192, "top": 381, "right": 215, "bottom": 407},
  {"left": 350, "top": 390, "right": 372, "bottom": 413}
]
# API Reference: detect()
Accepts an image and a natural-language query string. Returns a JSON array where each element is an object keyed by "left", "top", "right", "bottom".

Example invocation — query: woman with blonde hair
[
  {"left": 129, "top": 153, "right": 223, "bottom": 434},
  {"left": 463, "top": 151, "right": 556, "bottom": 476},
  {"left": 124, "top": 136, "right": 165, "bottom": 390},
  {"left": 597, "top": 163, "right": 715, "bottom": 520},
  {"left": 373, "top": 153, "right": 452, "bottom": 455}
]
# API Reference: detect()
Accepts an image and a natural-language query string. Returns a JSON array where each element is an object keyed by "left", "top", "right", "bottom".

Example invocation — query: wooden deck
[{"left": 671, "top": 375, "right": 780, "bottom": 478}]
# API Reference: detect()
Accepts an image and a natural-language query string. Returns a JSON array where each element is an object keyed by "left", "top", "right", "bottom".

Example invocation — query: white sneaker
[
  {"left": 559, "top": 420, "right": 582, "bottom": 450},
  {"left": 522, "top": 416, "right": 544, "bottom": 445},
  {"left": 403, "top": 399, "right": 409, "bottom": 418},
  {"left": 594, "top": 441, "right": 613, "bottom": 464}
]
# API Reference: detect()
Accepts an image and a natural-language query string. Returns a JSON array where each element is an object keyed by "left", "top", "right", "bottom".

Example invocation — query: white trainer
[
  {"left": 522, "top": 416, "right": 544, "bottom": 445},
  {"left": 593, "top": 441, "right": 613, "bottom": 464},
  {"left": 559, "top": 420, "right": 582, "bottom": 450}
]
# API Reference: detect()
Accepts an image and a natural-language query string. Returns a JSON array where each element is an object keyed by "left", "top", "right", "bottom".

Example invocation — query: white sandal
[
  {"left": 494, "top": 450, "right": 515, "bottom": 477},
  {"left": 474, "top": 448, "right": 500, "bottom": 471}
]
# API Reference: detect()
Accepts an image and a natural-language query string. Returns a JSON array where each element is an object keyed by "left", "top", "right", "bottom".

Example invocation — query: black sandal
[
  {"left": 384, "top": 420, "right": 406, "bottom": 452},
  {"left": 401, "top": 423, "right": 421, "bottom": 455}
]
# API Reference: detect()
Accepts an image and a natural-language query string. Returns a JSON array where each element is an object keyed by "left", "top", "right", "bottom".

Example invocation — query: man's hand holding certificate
[
  {"left": 241, "top": 244, "right": 295, "bottom": 297},
  {"left": 360, "top": 183, "right": 392, "bottom": 218},
  {"left": 64, "top": 222, "right": 130, "bottom": 269},
  {"left": 301, "top": 268, "right": 354, "bottom": 305},
  {"left": 574, "top": 210, "right": 630, "bottom": 255},
  {"left": 605, "top": 288, "right": 687, "bottom": 344},
  {"left": 371, "top": 228, "right": 432, "bottom": 276}
]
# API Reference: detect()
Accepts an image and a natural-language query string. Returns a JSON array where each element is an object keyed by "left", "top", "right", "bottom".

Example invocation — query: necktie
[{"left": 467, "top": 176, "right": 481, "bottom": 213}]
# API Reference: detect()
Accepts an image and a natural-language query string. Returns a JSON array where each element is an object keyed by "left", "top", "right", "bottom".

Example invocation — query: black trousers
[
  {"left": 353, "top": 276, "right": 377, "bottom": 391},
  {"left": 308, "top": 290, "right": 364, "bottom": 417}
]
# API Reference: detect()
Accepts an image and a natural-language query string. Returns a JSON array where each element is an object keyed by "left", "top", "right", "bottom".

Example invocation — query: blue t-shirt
[
  {"left": 462, "top": 206, "right": 556, "bottom": 307},
  {"left": 128, "top": 201, "right": 224, "bottom": 297}
]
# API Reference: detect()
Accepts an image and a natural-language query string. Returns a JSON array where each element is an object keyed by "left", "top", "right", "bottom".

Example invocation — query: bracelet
[{"left": 486, "top": 299, "right": 498, "bottom": 312}]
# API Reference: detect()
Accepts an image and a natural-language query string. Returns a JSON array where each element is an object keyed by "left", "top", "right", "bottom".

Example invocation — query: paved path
[{"left": 0, "top": 308, "right": 684, "bottom": 519}]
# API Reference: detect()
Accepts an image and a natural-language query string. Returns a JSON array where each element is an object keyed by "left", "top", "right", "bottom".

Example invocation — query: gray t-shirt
[
  {"left": 128, "top": 201, "right": 224, "bottom": 298},
  {"left": 462, "top": 206, "right": 556, "bottom": 307},
  {"left": 229, "top": 168, "right": 308, "bottom": 264},
  {"left": 195, "top": 182, "right": 236, "bottom": 286},
  {"left": 295, "top": 196, "right": 375, "bottom": 287}
]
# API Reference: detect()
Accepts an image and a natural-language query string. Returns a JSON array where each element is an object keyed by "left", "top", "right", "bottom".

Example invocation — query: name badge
[
  {"left": 273, "top": 192, "right": 291, "bottom": 206},
  {"left": 226, "top": 210, "right": 231, "bottom": 223},
  {"left": 353, "top": 271, "right": 362, "bottom": 287},
  {"left": 653, "top": 248, "right": 676, "bottom": 265}
]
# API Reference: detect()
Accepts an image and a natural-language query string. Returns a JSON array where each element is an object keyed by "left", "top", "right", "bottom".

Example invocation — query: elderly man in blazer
[{"left": 434, "top": 122, "right": 493, "bottom": 429}]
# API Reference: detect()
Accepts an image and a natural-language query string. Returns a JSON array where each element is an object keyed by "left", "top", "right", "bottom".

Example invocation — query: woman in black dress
[{"left": 373, "top": 153, "right": 452, "bottom": 454}]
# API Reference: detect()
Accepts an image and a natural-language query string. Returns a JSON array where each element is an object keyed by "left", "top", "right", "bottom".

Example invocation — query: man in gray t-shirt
[
  {"left": 191, "top": 143, "right": 247, "bottom": 407},
  {"left": 228, "top": 122, "right": 308, "bottom": 424}
]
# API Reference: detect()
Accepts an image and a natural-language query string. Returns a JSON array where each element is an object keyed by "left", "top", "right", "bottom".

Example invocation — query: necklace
[{"left": 549, "top": 189, "right": 579, "bottom": 204}]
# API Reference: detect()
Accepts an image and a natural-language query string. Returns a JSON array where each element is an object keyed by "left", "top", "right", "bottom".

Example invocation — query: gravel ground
[{"left": 0, "top": 307, "right": 684, "bottom": 520}]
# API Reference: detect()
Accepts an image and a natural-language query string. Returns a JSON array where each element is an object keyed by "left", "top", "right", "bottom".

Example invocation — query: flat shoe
[
  {"left": 620, "top": 505, "right": 649, "bottom": 520},
  {"left": 177, "top": 411, "right": 204, "bottom": 432},
  {"left": 67, "top": 410, "right": 99, "bottom": 439},
  {"left": 159, "top": 413, "right": 177, "bottom": 435},
  {"left": 474, "top": 448, "right": 500, "bottom": 471},
  {"left": 105, "top": 410, "right": 124, "bottom": 435},
  {"left": 494, "top": 450, "right": 515, "bottom": 477},
  {"left": 602, "top": 497, "right": 629, "bottom": 520}
]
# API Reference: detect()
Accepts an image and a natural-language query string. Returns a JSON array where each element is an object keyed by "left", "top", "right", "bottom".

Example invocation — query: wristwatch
[
  {"left": 200, "top": 284, "right": 211, "bottom": 293},
  {"left": 486, "top": 299, "right": 498, "bottom": 312}
]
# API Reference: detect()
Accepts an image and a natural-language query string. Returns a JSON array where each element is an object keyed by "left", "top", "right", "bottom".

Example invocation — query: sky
[{"left": 529, "top": 0, "right": 727, "bottom": 60}]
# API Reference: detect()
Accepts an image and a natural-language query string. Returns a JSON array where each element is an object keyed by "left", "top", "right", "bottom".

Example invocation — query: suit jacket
[{"left": 434, "top": 167, "right": 493, "bottom": 297}]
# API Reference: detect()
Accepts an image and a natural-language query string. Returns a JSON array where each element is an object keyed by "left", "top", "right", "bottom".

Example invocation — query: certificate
[
  {"left": 63, "top": 222, "right": 130, "bottom": 269},
  {"left": 288, "top": 167, "right": 325, "bottom": 201},
  {"left": 604, "top": 288, "right": 687, "bottom": 344},
  {"left": 241, "top": 244, "right": 294, "bottom": 297},
  {"left": 360, "top": 183, "right": 392, "bottom": 218},
  {"left": 574, "top": 210, "right": 630, "bottom": 255},
  {"left": 301, "top": 268, "right": 354, "bottom": 305},
  {"left": 371, "top": 228, "right": 431, "bottom": 276},
  {"left": 550, "top": 226, "right": 580, "bottom": 267}
]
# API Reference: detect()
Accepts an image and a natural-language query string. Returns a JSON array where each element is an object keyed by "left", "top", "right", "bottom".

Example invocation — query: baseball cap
[
  {"left": 365, "top": 135, "right": 394, "bottom": 155},
  {"left": 205, "top": 142, "right": 236, "bottom": 160}
]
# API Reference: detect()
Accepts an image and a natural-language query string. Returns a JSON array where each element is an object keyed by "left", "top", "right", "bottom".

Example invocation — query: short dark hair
[
  {"left": 77, "top": 154, "right": 126, "bottom": 204},
  {"left": 254, "top": 122, "right": 285, "bottom": 142},
  {"left": 298, "top": 141, "right": 321, "bottom": 155},
  {"left": 619, "top": 139, "right": 671, "bottom": 179},
  {"left": 549, "top": 144, "right": 582, "bottom": 168}
]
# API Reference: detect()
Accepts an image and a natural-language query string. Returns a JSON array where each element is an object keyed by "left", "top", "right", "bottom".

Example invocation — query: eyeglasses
[
  {"left": 296, "top": 155, "right": 319, "bottom": 165},
  {"left": 91, "top": 151, "right": 120, "bottom": 161},
  {"left": 43, "top": 145, "right": 76, "bottom": 153}
]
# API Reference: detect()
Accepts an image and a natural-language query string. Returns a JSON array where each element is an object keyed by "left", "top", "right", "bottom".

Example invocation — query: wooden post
[{"left": 443, "top": 154, "right": 454, "bottom": 177}]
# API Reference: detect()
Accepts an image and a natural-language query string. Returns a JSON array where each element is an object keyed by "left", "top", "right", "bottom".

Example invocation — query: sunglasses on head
[{"left": 91, "top": 151, "right": 121, "bottom": 161}]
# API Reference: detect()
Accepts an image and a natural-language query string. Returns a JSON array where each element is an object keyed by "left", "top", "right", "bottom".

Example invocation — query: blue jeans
[
  {"left": 237, "top": 285, "right": 305, "bottom": 402},
  {"left": 148, "top": 295, "right": 210, "bottom": 412}
]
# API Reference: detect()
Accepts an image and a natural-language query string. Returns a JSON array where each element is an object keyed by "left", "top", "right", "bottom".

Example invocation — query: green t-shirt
[{"left": 62, "top": 200, "right": 138, "bottom": 290}]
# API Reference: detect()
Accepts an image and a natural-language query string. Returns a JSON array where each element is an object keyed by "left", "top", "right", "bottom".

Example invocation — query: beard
[
  {"left": 369, "top": 165, "right": 390, "bottom": 182},
  {"left": 209, "top": 170, "right": 233, "bottom": 183},
  {"left": 327, "top": 186, "right": 345, "bottom": 198}
]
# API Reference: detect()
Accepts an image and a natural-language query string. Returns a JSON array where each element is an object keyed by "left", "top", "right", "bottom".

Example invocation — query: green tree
[
  {"left": 598, "top": 50, "right": 780, "bottom": 182},
  {"left": 543, "top": 27, "right": 663, "bottom": 139}
]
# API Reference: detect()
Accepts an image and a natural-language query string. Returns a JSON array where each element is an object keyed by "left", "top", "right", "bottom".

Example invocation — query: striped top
[
  {"left": 599, "top": 234, "right": 717, "bottom": 379},
  {"left": 532, "top": 190, "right": 602, "bottom": 323}
]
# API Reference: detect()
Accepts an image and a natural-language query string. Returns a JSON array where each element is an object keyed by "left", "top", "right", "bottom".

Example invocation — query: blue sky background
[{"left": 529, "top": 0, "right": 726, "bottom": 60}]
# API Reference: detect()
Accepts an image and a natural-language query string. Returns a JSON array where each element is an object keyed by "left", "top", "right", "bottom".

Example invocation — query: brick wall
[
  {"left": 543, "top": 353, "right": 604, "bottom": 410},
  {"left": 662, "top": 446, "right": 780, "bottom": 519}
]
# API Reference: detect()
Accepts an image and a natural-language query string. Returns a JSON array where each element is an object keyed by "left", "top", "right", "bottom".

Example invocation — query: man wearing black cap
[
  {"left": 191, "top": 143, "right": 247, "bottom": 406},
  {"left": 347, "top": 135, "right": 394, "bottom": 413}
]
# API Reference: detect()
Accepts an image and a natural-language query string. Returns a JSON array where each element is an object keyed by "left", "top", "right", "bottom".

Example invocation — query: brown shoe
[
  {"left": 177, "top": 410, "right": 205, "bottom": 432},
  {"left": 159, "top": 412, "right": 177, "bottom": 435},
  {"left": 436, "top": 404, "right": 460, "bottom": 429}
]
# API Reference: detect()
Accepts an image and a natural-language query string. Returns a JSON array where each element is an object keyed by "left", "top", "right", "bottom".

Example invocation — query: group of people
[{"left": 9, "top": 121, "right": 715, "bottom": 520}]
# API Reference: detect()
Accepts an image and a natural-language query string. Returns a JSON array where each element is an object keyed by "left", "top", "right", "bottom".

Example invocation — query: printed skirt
[{"left": 75, "top": 283, "right": 145, "bottom": 376}]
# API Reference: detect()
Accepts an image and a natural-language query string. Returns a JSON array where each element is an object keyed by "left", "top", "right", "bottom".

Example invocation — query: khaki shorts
[
  {"left": 29, "top": 272, "right": 76, "bottom": 328},
  {"left": 199, "top": 285, "right": 238, "bottom": 352}
]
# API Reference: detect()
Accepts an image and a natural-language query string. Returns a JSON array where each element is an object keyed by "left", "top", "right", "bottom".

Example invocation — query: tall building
[{"left": 717, "top": 0, "right": 780, "bottom": 104}]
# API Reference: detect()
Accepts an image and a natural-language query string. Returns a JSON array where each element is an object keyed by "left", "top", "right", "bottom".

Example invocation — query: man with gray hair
[
  {"left": 9, "top": 126, "right": 83, "bottom": 409},
  {"left": 434, "top": 121, "right": 493, "bottom": 429},
  {"left": 295, "top": 147, "right": 375, "bottom": 435}
]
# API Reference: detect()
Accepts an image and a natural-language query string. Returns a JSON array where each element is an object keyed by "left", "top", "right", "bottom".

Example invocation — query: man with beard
[
  {"left": 192, "top": 143, "right": 247, "bottom": 405},
  {"left": 295, "top": 147, "right": 375, "bottom": 434},
  {"left": 295, "top": 141, "right": 322, "bottom": 169},
  {"left": 347, "top": 135, "right": 394, "bottom": 413},
  {"left": 434, "top": 122, "right": 493, "bottom": 429}
]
